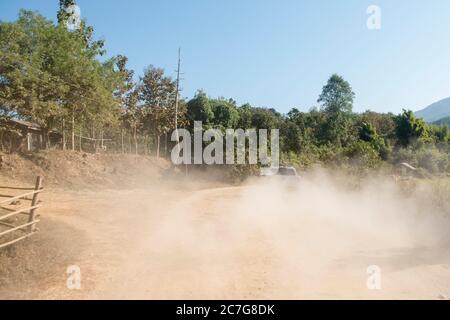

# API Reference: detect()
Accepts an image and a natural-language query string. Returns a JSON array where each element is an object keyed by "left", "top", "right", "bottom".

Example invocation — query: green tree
[
  {"left": 317, "top": 74, "right": 355, "bottom": 146},
  {"left": 186, "top": 90, "right": 214, "bottom": 127},
  {"left": 281, "top": 120, "right": 302, "bottom": 152},
  {"left": 361, "top": 110, "right": 396, "bottom": 140},
  {"left": 344, "top": 141, "right": 381, "bottom": 170},
  {"left": 394, "top": 109, "right": 427, "bottom": 147},
  {"left": 237, "top": 103, "right": 253, "bottom": 128},
  {"left": 0, "top": 11, "right": 73, "bottom": 147},
  {"left": 210, "top": 98, "right": 239, "bottom": 129},
  {"left": 139, "top": 65, "right": 177, "bottom": 157},
  {"left": 250, "top": 108, "right": 281, "bottom": 130},
  {"left": 318, "top": 74, "right": 354, "bottom": 114},
  {"left": 430, "top": 124, "right": 448, "bottom": 143},
  {"left": 359, "top": 122, "right": 390, "bottom": 160},
  {"left": 57, "top": 0, "right": 77, "bottom": 25},
  {"left": 0, "top": 10, "right": 123, "bottom": 149}
]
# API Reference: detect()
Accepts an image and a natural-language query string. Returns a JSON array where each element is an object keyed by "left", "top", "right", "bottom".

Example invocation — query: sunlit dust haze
[{"left": 84, "top": 170, "right": 450, "bottom": 300}]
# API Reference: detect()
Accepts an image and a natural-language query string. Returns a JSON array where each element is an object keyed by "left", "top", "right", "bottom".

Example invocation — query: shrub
[
  {"left": 392, "top": 146, "right": 449, "bottom": 175},
  {"left": 344, "top": 141, "right": 382, "bottom": 170}
]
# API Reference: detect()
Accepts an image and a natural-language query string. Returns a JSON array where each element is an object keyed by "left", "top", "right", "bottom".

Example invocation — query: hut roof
[{"left": 399, "top": 162, "right": 417, "bottom": 171}]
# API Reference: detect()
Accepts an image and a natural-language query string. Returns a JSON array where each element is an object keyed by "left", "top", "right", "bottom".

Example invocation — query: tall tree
[
  {"left": 186, "top": 90, "right": 214, "bottom": 128},
  {"left": 210, "top": 98, "right": 239, "bottom": 129},
  {"left": 394, "top": 109, "right": 427, "bottom": 147},
  {"left": 139, "top": 66, "right": 176, "bottom": 157},
  {"left": 0, "top": 10, "right": 123, "bottom": 149},
  {"left": 317, "top": 74, "right": 355, "bottom": 146},
  {"left": 318, "top": 74, "right": 354, "bottom": 113},
  {"left": 361, "top": 110, "right": 396, "bottom": 140},
  {"left": 57, "top": 0, "right": 77, "bottom": 25},
  {"left": 359, "top": 122, "right": 390, "bottom": 159}
]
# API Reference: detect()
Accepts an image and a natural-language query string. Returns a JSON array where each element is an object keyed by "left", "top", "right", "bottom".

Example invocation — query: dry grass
[
  {"left": 396, "top": 177, "right": 450, "bottom": 216},
  {"left": 0, "top": 215, "right": 92, "bottom": 299}
]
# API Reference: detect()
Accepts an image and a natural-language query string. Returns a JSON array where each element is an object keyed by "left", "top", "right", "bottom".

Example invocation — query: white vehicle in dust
[{"left": 259, "top": 166, "right": 301, "bottom": 189}]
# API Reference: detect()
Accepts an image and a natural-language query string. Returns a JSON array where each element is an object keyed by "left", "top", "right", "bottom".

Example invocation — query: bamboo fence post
[{"left": 28, "top": 176, "right": 43, "bottom": 233}]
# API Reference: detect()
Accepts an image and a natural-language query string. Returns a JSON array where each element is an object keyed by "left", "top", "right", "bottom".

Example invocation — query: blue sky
[{"left": 1, "top": 0, "right": 449, "bottom": 114}]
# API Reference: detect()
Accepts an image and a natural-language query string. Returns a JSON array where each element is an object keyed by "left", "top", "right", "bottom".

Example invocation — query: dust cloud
[
  {"left": 4, "top": 165, "right": 448, "bottom": 299},
  {"left": 97, "top": 170, "right": 450, "bottom": 299}
]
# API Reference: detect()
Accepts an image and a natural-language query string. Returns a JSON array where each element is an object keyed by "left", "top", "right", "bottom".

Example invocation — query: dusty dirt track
[{"left": 1, "top": 176, "right": 450, "bottom": 300}]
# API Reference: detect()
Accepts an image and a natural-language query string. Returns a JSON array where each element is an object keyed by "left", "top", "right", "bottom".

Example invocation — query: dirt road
[{"left": 1, "top": 178, "right": 450, "bottom": 299}]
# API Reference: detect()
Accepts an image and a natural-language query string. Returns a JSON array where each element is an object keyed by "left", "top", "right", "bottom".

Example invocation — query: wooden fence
[{"left": 0, "top": 176, "right": 43, "bottom": 249}]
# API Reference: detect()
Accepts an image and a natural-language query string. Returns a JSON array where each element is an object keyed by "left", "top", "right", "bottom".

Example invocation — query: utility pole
[
  {"left": 175, "top": 48, "right": 187, "bottom": 175},
  {"left": 174, "top": 47, "right": 181, "bottom": 138},
  {"left": 173, "top": 48, "right": 188, "bottom": 176}
]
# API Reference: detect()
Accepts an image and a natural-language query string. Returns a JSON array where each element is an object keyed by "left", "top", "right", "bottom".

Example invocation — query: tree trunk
[
  {"left": 133, "top": 125, "right": 138, "bottom": 155},
  {"left": 101, "top": 130, "right": 104, "bottom": 151},
  {"left": 41, "top": 129, "right": 49, "bottom": 150},
  {"left": 71, "top": 111, "right": 75, "bottom": 151},
  {"left": 79, "top": 127, "right": 82, "bottom": 152},
  {"left": 26, "top": 133, "right": 31, "bottom": 152},
  {"left": 62, "top": 118, "right": 66, "bottom": 150},
  {"left": 92, "top": 124, "right": 96, "bottom": 153},
  {"left": 0, "top": 130, "right": 3, "bottom": 151},
  {"left": 128, "top": 133, "right": 132, "bottom": 154},
  {"left": 9, "top": 133, "right": 13, "bottom": 153},
  {"left": 145, "top": 135, "right": 150, "bottom": 156},
  {"left": 121, "top": 129, "right": 124, "bottom": 154},
  {"left": 145, "top": 135, "right": 149, "bottom": 155},
  {"left": 156, "top": 135, "right": 160, "bottom": 158},
  {"left": 164, "top": 133, "right": 168, "bottom": 157}
]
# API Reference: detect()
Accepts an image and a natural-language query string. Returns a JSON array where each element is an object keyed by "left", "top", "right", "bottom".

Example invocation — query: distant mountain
[
  {"left": 433, "top": 116, "right": 450, "bottom": 127},
  {"left": 415, "top": 97, "right": 450, "bottom": 123}
]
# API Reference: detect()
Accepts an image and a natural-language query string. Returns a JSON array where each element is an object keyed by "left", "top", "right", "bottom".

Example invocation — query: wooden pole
[
  {"left": 0, "top": 220, "right": 41, "bottom": 237},
  {"left": 133, "top": 125, "right": 137, "bottom": 155},
  {"left": 164, "top": 133, "right": 168, "bottom": 157},
  {"left": 174, "top": 48, "right": 181, "bottom": 135},
  {"left": 128, "top": 133, "right": 132, "bottom": 153},
  {"left": 1, "top": 205, "right": 41, "bottom": 222},
  {"left": 156, "top": 135, "right": 160, "bottom": 158},
  {"left": 79, "top": 127, "right": 82, "bottom": 152},
  {"left": 62, "top": 118, "right": 66, "bottom": 151},
  {"left": 0, "top": 232, "right": 36, "bottom": 249},
  {"left": 27, "top": 132, "right": 31, "bottom": 152},
  {"left": 28, "top": 176, "right": 43, "bottom": 233},
  {"left": 71, "top": 111, "right": 75, "bottom": 151},
  {"left": 39, "top": 133, "right": 43, "bottom": 150},
  {"left": 92, "top": 123, "right": 96, "bottom": 153},
  {"left": 174, "top": 48, "right": 188, "bottom": 174},
  {"left": 0, "top": 190, "right": 43, "bottom": 206},
  {"left": 144, "top": 135, "right": 148, "bottom": 155},
  {"left": 121, "top": 129, "right": 124, "bottom": 154}
]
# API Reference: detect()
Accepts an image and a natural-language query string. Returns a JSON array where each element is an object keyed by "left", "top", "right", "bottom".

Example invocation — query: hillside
[
  {"left": 416, "top": 97, "right": 450, "bottom": 123},
  {"left": 433, "top": 116, "right": 450, "bottom": 127}
]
